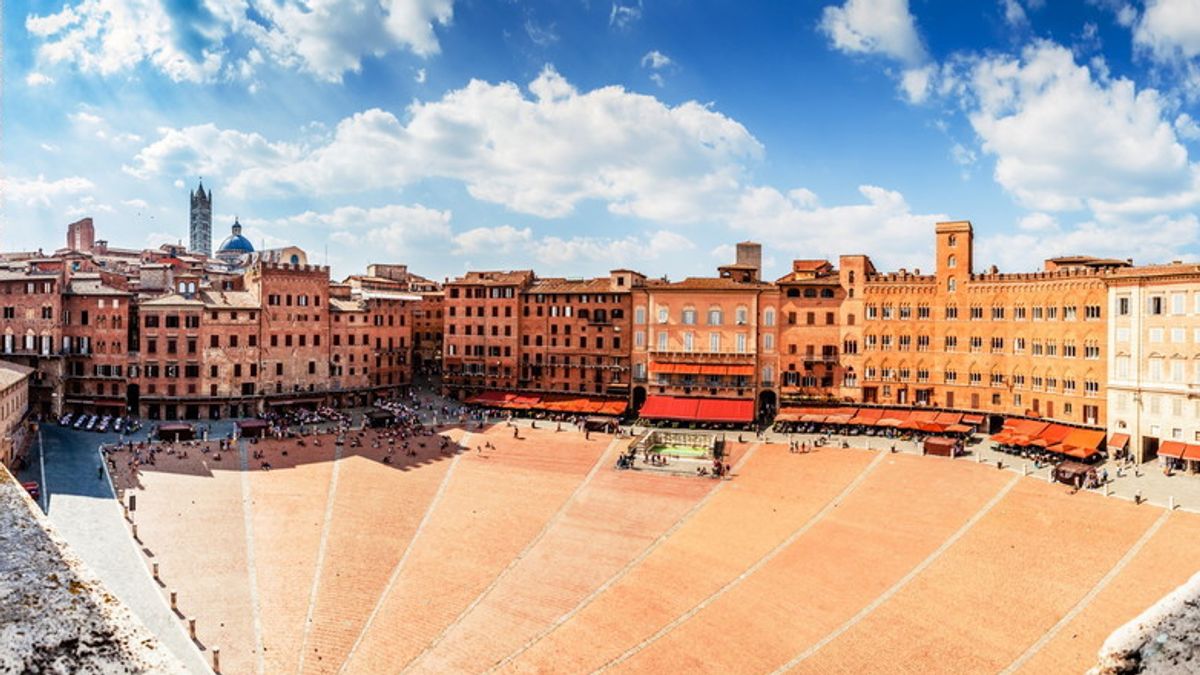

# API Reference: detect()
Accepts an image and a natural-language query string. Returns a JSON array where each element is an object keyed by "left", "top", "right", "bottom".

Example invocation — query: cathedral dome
[{"left": 217, "top": 219, "right": 254, "bottom": 255}]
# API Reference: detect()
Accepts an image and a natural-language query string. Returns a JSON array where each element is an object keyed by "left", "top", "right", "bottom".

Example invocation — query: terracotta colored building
[
  {"left": 851, "top": 221, "right": 1113, "bottom": 429},
  {"left": 630, "top": 243, "right": 779, "bottom": 423},
  {"left": 0, "top": 360, "right": 32, "bottom": 469},
  {"left": 776, "top": 259, "right": 846, "bottom": 403},
  {"left": 516, "top": 272, "right": 634, "bottom": 398},
  {"left": 442, "top": 271, "right": 532, "bottom": 394}
]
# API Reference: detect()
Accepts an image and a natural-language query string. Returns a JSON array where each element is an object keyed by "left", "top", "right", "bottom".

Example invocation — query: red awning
[
  {"left": 849, "top": 408, "right": 884, "bottom": 425},
  {"left": 699, "top": 365, "right": 727, "bottom": 376},
  {"left": 726, "top": 365, "right": 755, "bottom": 377},
  {"left": 1061, "top": 445, "right": 1100, "bottom": 460},
  {"left": 1039, "top": 424, "right": 1074, "bottom": 445},
  {"left": 1011, "top": 419, "right": 1050, "bottom": 439},
  {"left": 1159, "top": 441, "right": 1188, "bottom": 459},
  {"left": 961, "top": 414, "right": 985, "bottom": 425},
  {"left": 934, "top": 411, "right": 963, "bottom": 425},
  {"left": 1062, "top": 428, "right": 1106, "bottom": 452},
  {"left": 1183, "top": 445, "right": 1200, "bottom": 462},
  {"left": 696, "top": 398, "right": 755, "bottom": 423},
  {"left": 876, "top": 410, "right": 912, "bottom": 427},
  {"left": 237, "top": 419, "right": 269, "bottom": 429},
  {"left": 913, "top": 410, "right": 941, "bottom": 423},
  {"left": 1107, "top": 433, "right": 1130, "bottom": 451},
  {"left": 945, "top": 424, "right": 973, "bottom": 434}
]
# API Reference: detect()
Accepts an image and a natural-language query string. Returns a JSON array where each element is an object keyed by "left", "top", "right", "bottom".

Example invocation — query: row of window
[
  {"left": 634, "top": 330, "right": 754, "bottom": 353},
  {"left": 1, "top": 306, "right": 55, "bottom": 320},
  {"left": 865, "top": 304, "right": 1102, "bottom": 321},
  {"left": 862, "top": 335, "right": 1102, "bottom": 358},
  {"left": 862, "top": 366, "right": 1101, "bottom": 394},
  {"left": 1120, "top": 292, "right": 1200, "bottom": 317},
  {"left": 1115, "top": 356, "right": 1200, "bottom": 383},
  {"left": 636, "top": 306, "right": 759, "bottom": 326},
  {"left": 266, "top": 293, "right": 320, "bottom": 307},
  {"left": 1116, "top": 327, "right": 1200, "bottom": 345}
]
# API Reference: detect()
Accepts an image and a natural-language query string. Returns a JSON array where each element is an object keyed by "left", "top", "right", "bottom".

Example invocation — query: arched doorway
[
  {"left": 757, "top": 390, "right": 777, "bottom": 423},
  {"left": 631, "top": 386, "right": 647, "bottom": 416}
]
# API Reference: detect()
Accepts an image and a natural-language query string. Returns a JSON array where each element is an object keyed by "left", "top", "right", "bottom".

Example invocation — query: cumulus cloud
[
  {"left": 125, "top": 123, "right": 301, "bottom": 180},
  {"left": 1134, "top": 0, "right": 1200, "bottom": 61},
  {"left": 452, "top": 225, "right": 533, "bottom": 255},
  {"left": 24, "top": 0, "right": 455, "bottom": 83},
  {"left": 135, "top": 66, "right": 763, "bottom": 222},
  {"left": 820, "top": 0, "right": 934, "bottom": 102},
  {"left": 965, "top": 41, "right": 1191, "bottom": 212},
  {"left": 25, "top": 72, "right": 54, "bottom": 86},
  {"left": 1, "top": 174, "right": 95, "bottom": 207},
  {"left": 531, "top": 230, "right": 693, "bottom": 266},
  {"left": 248, "top": 203, "right": 452, "bottom": 257},
  {"left": 820, "top": 0, "right": 926, "bottom": 65},
  {"left": 729, "top": 184, "right": 949, "bottom": 271},
  {"left": 980, "top": 213, "right": 1200, "bottom": 271}
]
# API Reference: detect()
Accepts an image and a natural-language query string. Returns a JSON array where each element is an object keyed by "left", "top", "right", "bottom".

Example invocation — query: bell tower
[{"left": 189, "top": 180, "right": 212, "bottom": 257}]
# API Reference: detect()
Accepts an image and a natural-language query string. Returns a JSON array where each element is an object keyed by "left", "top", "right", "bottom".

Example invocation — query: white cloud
[
  {"left": 1134, "top": 0, "right": 1200, "bottom": 61},
  {"left": 609, "top": 1, "right": 642, "bottom": 29},
  {"left": 415, "top": 67, "right": 427, "bottom": 83},
  {"left": 729, "top": 184, "right": 948, "bottom": 271},
  {"left": 981, "top": 213, "right": 1199, "bottom": 271},
  {"left": 125, "top": 123, "right": 301, "bottom": 180},
  {"left": 25, "top": 0, "right": 455, "bottom": 84},
  {"left": 1017, "top": 211, "right": 1057, "bottom": 231},
  {"left": 1176, "top": 113, "right": 1200, "bottom": 140},
  {"left": 25, "top": 72, "right": 54, "bottom": 87},
  {"left": 452, "top": 225, "right": 533, "bottom": 255},
  {"left": 820, "top": 0, "right": 926, "bottom": 65},
  {"left": 531, "top": 230, "right": 693, "bottom": 267},
  {"left": 171, "top": 66, "right": 763, "bottom": 221},
  {"left": 1001, "top": 0, "right": 1028, "bottom": 27},
  {"left": 641, "top": 50, "right": 672, "bottom": 69},
  {"left": 965, "top": 41, "right": 1191, "bottom": 212},
  {"left": 248, "top": 203, "right": 452, "bottom": 257},
  {"left": 122, "top": 198, "right": 151, "bottom": 210},
  {"left": 1, "top": 174, "right": 95, "bottom": 207}
]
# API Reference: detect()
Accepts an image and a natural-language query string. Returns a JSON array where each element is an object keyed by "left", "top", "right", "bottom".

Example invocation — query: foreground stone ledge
[
  {"left": 1092, "top": 569, "right": 1200, "bottom": 674},
  {"left": 0, "top": 468, "right": 187, "bottom": 674}
]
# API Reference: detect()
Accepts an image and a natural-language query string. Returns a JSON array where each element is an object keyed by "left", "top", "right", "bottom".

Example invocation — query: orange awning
[
  {"left": 849, "top": 408, "right": 884, "bottom": 425},
  {"left": 699, "top": 365, "right": 727, "bottom": 376},
  {"left": 913, "top": 410, "right": 941, "bottom": 423},
  {"left": 726, "top": 365, "right": 755, "bottom": 376},
  {"left": 1159, "top": 441, "right": 1188, "bottom": 459},
  {"left": 1107, "top": 433, "right": 1130, "bottom": 451},
  {"left": 1062, "top": 428, "right": 1105, "bottom": 452},
  {"left": 1061, "top": 445, "right": 1100, "bottom": 460},
  {"left": 1039, "top": 424, "right": 1074, "bottom": 445},
  {"left": 961, "top": 414, "right": 985, "bottom": 425},
  {"left": 1183, "top": 444, "right": 1200, "bottom": 462},
  {"left": 934, "top": 411, "right": 963, "bottom": 425}
]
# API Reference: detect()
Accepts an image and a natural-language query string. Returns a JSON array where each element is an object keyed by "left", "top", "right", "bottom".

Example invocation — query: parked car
[
  {"left": 85, "top": 416, "right": 98, "bottom": 431},
  {"left": 113, "top": 417, "right": 124, "bottom": 433},
  {"left": 21, "top": 482, "right": 39, "bottom": 500},
  {"left": 73, "top": 415, "right": 88, "bottom": 429},
  {"left": 60, "top": 413, "right": 72, "bottom": 426}
]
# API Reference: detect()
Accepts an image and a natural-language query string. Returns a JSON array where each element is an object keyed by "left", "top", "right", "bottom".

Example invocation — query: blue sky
[{"left": 4, "top": 0, "right": 1200, "bottom": 282}]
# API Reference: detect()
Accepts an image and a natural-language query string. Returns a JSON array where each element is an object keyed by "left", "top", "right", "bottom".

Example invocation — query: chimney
[{"left": 735, "top": 241, "right": 762, "bottom": 279}]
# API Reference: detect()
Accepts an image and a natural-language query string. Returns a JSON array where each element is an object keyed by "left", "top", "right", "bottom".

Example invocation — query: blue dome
[{"left": 217, "top": 221, "right": 254, "bottom": 254}]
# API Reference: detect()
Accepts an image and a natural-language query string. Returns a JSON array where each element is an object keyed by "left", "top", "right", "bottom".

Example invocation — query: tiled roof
[
  {"left": 450, "top": 270, "right": 534, "bottom": 286},
  {"left": 647, "top": 276, "right": 773, "bottom": 291},
  {"left": 0, "top": 360, "right": 34, "bottom": 389},
  {"left": 528, "top": 277, "right": 615, "bottom": 293},
  {"left": 329, "top": 297, "right": 365, "bottom": 312},
  {"left": 65, "top": 278, "right": 129, "bottom": 296},
  {"left": 138, "top": 293, "right": 205, "bottom": 307},
  {"left": 200, "top": 290, "right": 259, "bottom": 308}
]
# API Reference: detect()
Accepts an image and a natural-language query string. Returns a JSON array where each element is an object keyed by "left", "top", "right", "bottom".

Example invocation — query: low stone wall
[
  {"left": 0, "top": 467, "right": 186, "bottom": 674},
  {"left": 1091, "top": 569, "right": 1200, "bottom": 674}
]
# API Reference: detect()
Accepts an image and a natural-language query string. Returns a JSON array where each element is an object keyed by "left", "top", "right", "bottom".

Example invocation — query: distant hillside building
[{"left": 189, "top": 180, "right": 212, "bottom": 257}]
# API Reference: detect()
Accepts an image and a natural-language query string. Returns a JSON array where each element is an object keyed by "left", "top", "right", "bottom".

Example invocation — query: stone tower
[{"left": 189, "top": 180, "right": 212, "bottom": 257}]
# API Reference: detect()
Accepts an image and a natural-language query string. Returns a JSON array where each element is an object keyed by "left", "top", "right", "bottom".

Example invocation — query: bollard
[
  {"left": 213, "top": 647, "right": 221, "bottom": 673},
  {"left": 1170, "top": 496, "right": 1176, "bottom": 510},
  {"left": 189, "top": 618, "right": 197, "bottom": 640},
  {"left": 1022, "top": 462, "right": 1028, "bottom": 476},
  {"left": 170, "top": 591, "right": 177, "bottom": 611},
  {"left": 152, "top": 563, "right": 159, "bottom": 580},
  {"left": 1105, "top": 484, "right": 1111, "bottom": 497}
]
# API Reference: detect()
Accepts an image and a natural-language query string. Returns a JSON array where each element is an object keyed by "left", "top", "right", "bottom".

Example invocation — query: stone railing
[{"left": 0, "top": 467, "right": 186, "bottom": 674}]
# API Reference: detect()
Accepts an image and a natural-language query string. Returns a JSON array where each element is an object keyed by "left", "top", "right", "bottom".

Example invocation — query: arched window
[
  {"left": 763, "top": 308, "right": 775, "bottom": 327},
  {"left": 947, "top": 254, "right": 957, "bottom": 268},
  {"left": 786, "top": 288, "right": 800, "bottom": 298},
  {"left": 707, "top": 308, "right": 723, "bottom": 325},
  {"left": 820, "top": 288, "right": 834, "bottom": 298},
  {"left": 947, "top": 278, "right": 957, "bottom": 292}
]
